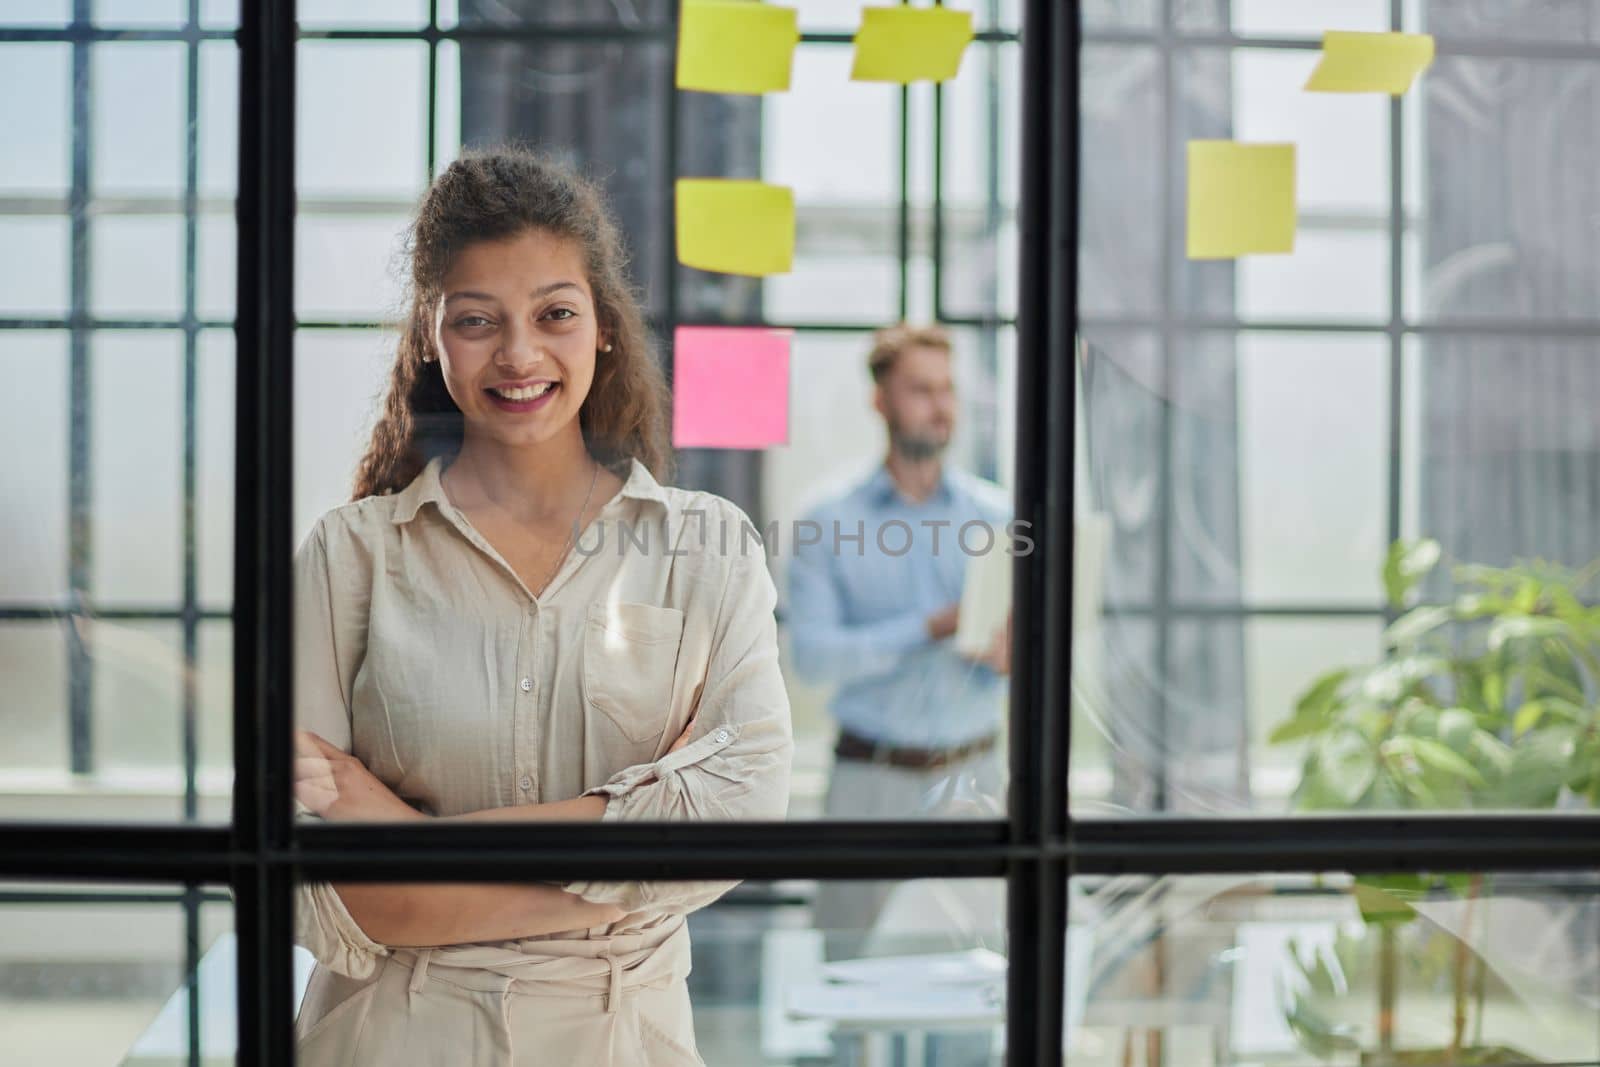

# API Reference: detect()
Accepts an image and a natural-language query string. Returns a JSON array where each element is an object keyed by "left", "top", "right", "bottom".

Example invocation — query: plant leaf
[
  {"left": 1384, "top": 605, "right": 1453, "bottom": 649},
  {"left": 1513, "top": 701, "right": 1546, "bottom": 736},
  {"left": 1384, "top": 538, "right": 1442, "bottom": 609},
  {"left": 1406, "top": 737, "right": 1487, "bottom": 786}
]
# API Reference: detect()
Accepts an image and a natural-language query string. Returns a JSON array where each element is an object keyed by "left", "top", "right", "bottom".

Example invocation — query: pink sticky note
[{"left": 672, "top": 326, "right": 790, "bottom": 449}]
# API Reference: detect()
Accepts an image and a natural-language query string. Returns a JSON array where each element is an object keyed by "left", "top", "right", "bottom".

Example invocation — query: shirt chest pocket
[{"left": 581, "top": 601, "right": 686, "bottom": 745}]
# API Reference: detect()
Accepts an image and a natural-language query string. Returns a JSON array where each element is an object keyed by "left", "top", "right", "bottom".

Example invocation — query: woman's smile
[{"left": 484, "top": 377, "right": 561, "bottom": 413}]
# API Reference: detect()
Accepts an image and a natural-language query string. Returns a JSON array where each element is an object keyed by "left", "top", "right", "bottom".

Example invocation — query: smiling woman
[{"left": 290, "top": 147, "right": 794, "bottom": 1065}]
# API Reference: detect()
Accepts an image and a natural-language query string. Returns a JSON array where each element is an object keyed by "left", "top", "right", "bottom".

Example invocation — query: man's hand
[
  {"left": 927, "top": 603, "right": 960, "bottom": 641},
  {"left": 955, "top": 610, "right": 1011, "bottom": 676},
  {"left": 978, "top": 610, "right": 1012, "bottom": 676},
  {"left": 295, "top": 730, "right": 427, "bottom": 822}
]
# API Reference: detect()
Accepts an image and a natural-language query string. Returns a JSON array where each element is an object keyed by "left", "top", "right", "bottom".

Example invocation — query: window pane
[
  {"left": 291, "top": 878, "right": 1005, "bottom": 1065},
  {"left": 91, "top": 620, "right": 183, "bottom": 773},
  {"left": 1243, "top": 619, "right": 1387, "bottom": 802},
  {"left": 0, "top": 44, "right": 70, "bottom": 195},
  {"left": 297, "top": 42, "right": 428, "bottom": 201},
  {"left": 198, "top": 41, "right": 239, "bottom": 201},
  {"left": 0, "top": 624, "right": 70, "bottom": 773},
  {"left": 197, "top": 213, "right": 236, "bottom": 321},
  {"left": 1178, "top": 0, "right": 1389, "bottom": 35},
  {"left": 1173, "top": 47, "right": 1390, "bottom": 324},
  {"left": 1414, "top": 53, "right": 1600, "bottom": 323},
  {"left": 90, "top": 215, "right": 184, "bottom": 320},
  {"left": 442, "top": 39, "right": 675, "bottom": 317},
  {"left": 443, "top": 0, "right": 672, "bottom": 28},
  {"left": 1236, "top": 333, "right": 1388, "bottom": 606},
  {"left": 197, "top": 329, "right": 235, "bottom": 610},
  {"left": 761, "top": 45, "right": 902, "bottom": 323},
  {"left": 1081, "top": 44, "right": 1162, "bottom": 318},
  {"left": 939, "top": 42, "right": 1021, "bottom": 321},
  {"left": 93, "top": 43, "right": 186, "bottom": 199},
  {"left": 0, "top": 0, "right": 68, "bottom": 25},
  {"left": 93, "top": 0, "right": 185, "bottom": 26},
  {"left": 0, "top": 331, "right": 69, "bottom": 604},
  {"left": 298, "top": 0, "right": 427, "bottom": 30},
  {"left": 91, "top": 331, "right": 183, "bottom": 606},
  {"left": 293, "top": 329, "right": 393, "bottom": 537},
  {"left": 1086, "top": 0, "right": 1156, "bottom": 31},
  {"left": 0, "top": 216, "right": 70, "bottom": 317},
  {"left": 1064, "top": 871, "right": 1600, "bottom": 1065},
  {"left": 0, "top": 882, "right": 234, "bottom": 1066},
  {"left": 1413, "top": 0, "right": 1600, "bottom": 45},
  {"left": 197, "top": 620, "right": 233, "bottom": 773},
  {"left": 295, "top": 214, "right": 411, "bottom": 320},
  {"left": 199, "top": 0, "right": 237, "bottom": 29}
]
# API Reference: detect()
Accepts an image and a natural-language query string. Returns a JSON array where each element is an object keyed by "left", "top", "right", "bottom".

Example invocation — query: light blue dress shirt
[{"left": 785, "top": 463, "right": 1012, "bottom": 749}]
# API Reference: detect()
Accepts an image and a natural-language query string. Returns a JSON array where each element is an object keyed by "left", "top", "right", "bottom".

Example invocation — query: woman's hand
[
  {"left": 295, "top": 730, "right": 427, "bottom": 823},
  {"left": 668, "top": 716, "right": 697, "bottom": 754}
]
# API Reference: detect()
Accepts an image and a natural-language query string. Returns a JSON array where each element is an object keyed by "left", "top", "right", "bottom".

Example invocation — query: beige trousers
[
  {"left": 814, "top": 745, "right": 1005, "bottom": 960},
  {"left": 294, "top": 920, "right": 703, "bottom": 1066}
]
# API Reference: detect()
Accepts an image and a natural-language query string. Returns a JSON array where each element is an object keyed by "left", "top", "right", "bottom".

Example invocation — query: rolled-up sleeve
[
  {"left": 291, "top": 520, "right": 390, "bottom": 979},
  {"left": 564, "top": 522, "right": 794, "bottom": 915}
]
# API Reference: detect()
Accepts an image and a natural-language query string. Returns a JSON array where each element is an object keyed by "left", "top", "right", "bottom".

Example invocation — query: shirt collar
[
  {"left": 390, "top": 454, "right": 668, "bottom": 525},
  {"left": 868, "top": 461, "right": 955, "bottom": 507}
]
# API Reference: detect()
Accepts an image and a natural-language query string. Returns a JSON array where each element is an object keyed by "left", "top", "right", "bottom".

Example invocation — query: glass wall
[
  {"left": 0, "top": 4, "right": 237, "bottom": 822},
  {"left": 0, "top": 880, "right": 235, "bottom": 1067},
  {"left": 1074, "top": 0, "right": 1600, "bottom": 818},
  {"left": 1064, "top": 870, "right": 1600, "bottom": 1067}
]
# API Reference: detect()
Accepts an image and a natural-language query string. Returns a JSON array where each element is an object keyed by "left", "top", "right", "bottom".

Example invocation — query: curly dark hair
[{"left": 351, "top": 144, "right": 672, "bottom": 501}]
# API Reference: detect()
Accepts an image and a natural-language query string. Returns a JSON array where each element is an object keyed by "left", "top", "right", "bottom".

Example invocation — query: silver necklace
[{"left": 539, "top": 459, "right": 600, "bottom": 597}]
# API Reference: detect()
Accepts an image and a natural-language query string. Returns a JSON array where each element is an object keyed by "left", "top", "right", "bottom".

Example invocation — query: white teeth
[{"left": 491, "top": 382, "right": 555, "bottom": 401}]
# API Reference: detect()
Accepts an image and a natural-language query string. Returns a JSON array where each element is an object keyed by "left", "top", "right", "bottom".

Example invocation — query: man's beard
[{"left": 891, "top": 427, "right": 949, "bottom": 462}]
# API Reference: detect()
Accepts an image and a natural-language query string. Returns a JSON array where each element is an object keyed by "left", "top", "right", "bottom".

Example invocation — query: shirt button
[
  {"left": 518, "top": 775, "right": 533, "bottom": 791},
  {"left": 715, "top": 729, "right": 731, "bottom": 744},
  {"left": 519, "top": 677, "right": 533, "bottom": 692}
]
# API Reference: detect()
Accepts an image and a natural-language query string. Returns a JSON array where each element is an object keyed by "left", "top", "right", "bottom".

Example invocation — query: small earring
[{"left": 601, "top": 343, "right": 613, "bottom": 353}]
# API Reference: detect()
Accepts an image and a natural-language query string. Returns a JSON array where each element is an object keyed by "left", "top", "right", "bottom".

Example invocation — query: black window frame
[{"left": 1, "top": 3, "right": 1597, "bottom": 1066}]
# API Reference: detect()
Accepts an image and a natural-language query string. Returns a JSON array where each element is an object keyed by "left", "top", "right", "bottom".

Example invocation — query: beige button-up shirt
[{"left": 292, "top": 453, "right": 794, "bottom": 980}]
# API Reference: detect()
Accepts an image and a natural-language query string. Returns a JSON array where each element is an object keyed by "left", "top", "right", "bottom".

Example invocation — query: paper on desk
[
  {"left": 676, "top": 0, "right": 800, "bottom": 95},
  {"left": 1186, "top": 141, "right": 1296, "bottom": 259},
  {"left": 1305, "top": 30, "right": 1434, "bottom": 95},
  {"left": 819, "top": 947, "right": 1007, "bottom": 987},
  {"left": 787, "top": 981, "right": 1003, "bottom": 1026},
  {"left": 954, "top": 528, "right": 1011, "bottom": 658}
]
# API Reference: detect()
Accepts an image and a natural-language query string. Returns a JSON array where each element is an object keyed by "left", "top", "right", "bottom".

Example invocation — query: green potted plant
[{"left": 1271, "top": 539, "right": 1600, "bottom": 1064}]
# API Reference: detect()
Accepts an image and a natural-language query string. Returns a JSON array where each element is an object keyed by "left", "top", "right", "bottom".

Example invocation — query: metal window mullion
[
  {"left": 932, "top": 62, "right": 944, "bottom": 321},
  {"left": 425, "top": 0, "right": 438, "bottom": 182},
  {"left": 1385, "top": 0, "right": 1406, "bottom": 614},
  {"left": 1152, "top": 0, "right": 1178, "bottom": 816},
  {"left": 233, "top": 0, "right": 297, "bottom": 1062},
  {"left": 898, "top": 82, "right": 911, "bottom": 322},
  {"left": 663, "top": 1, "right": 681, "bottom": 385},
  {"left": 67, "top": 0, "right": 93, "bottom": 778},
  {"left": 1011, "top": 0, "right": 1073, "bottom": 1061},
  {"left": 183, "top": 4, "right": 206, "bottom": 1065}
]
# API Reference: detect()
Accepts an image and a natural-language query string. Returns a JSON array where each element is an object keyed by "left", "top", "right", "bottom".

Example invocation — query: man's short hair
[{"left": 867, "top": 323, "right": 952, "bottom": 384}]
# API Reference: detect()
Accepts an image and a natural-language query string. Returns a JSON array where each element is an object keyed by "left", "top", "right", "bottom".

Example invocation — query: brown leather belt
[{"left": 833, "top": 728, "right": 998, "bottom": 771}]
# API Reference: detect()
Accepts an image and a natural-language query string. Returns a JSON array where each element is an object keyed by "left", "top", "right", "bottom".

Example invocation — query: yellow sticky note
[
  {"left": 850, "top": 6, "right": 974, "bottom": 84},
  {"left": 1186, "top": 141, "right": 1296, "bottom": 260},
  {"left": 676, "top": 179, "right": 795, "bottom": 276},
  {"left": 676, "top": 0, "right": 800, "bottom": 95},
  {"left": 1305, "top": 30, "right": 1435, "bottom": 94}
]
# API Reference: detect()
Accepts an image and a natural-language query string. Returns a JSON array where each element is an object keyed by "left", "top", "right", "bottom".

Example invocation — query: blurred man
[{"left": 787, "top": 324, "right": 1012, "bottom": 955}]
